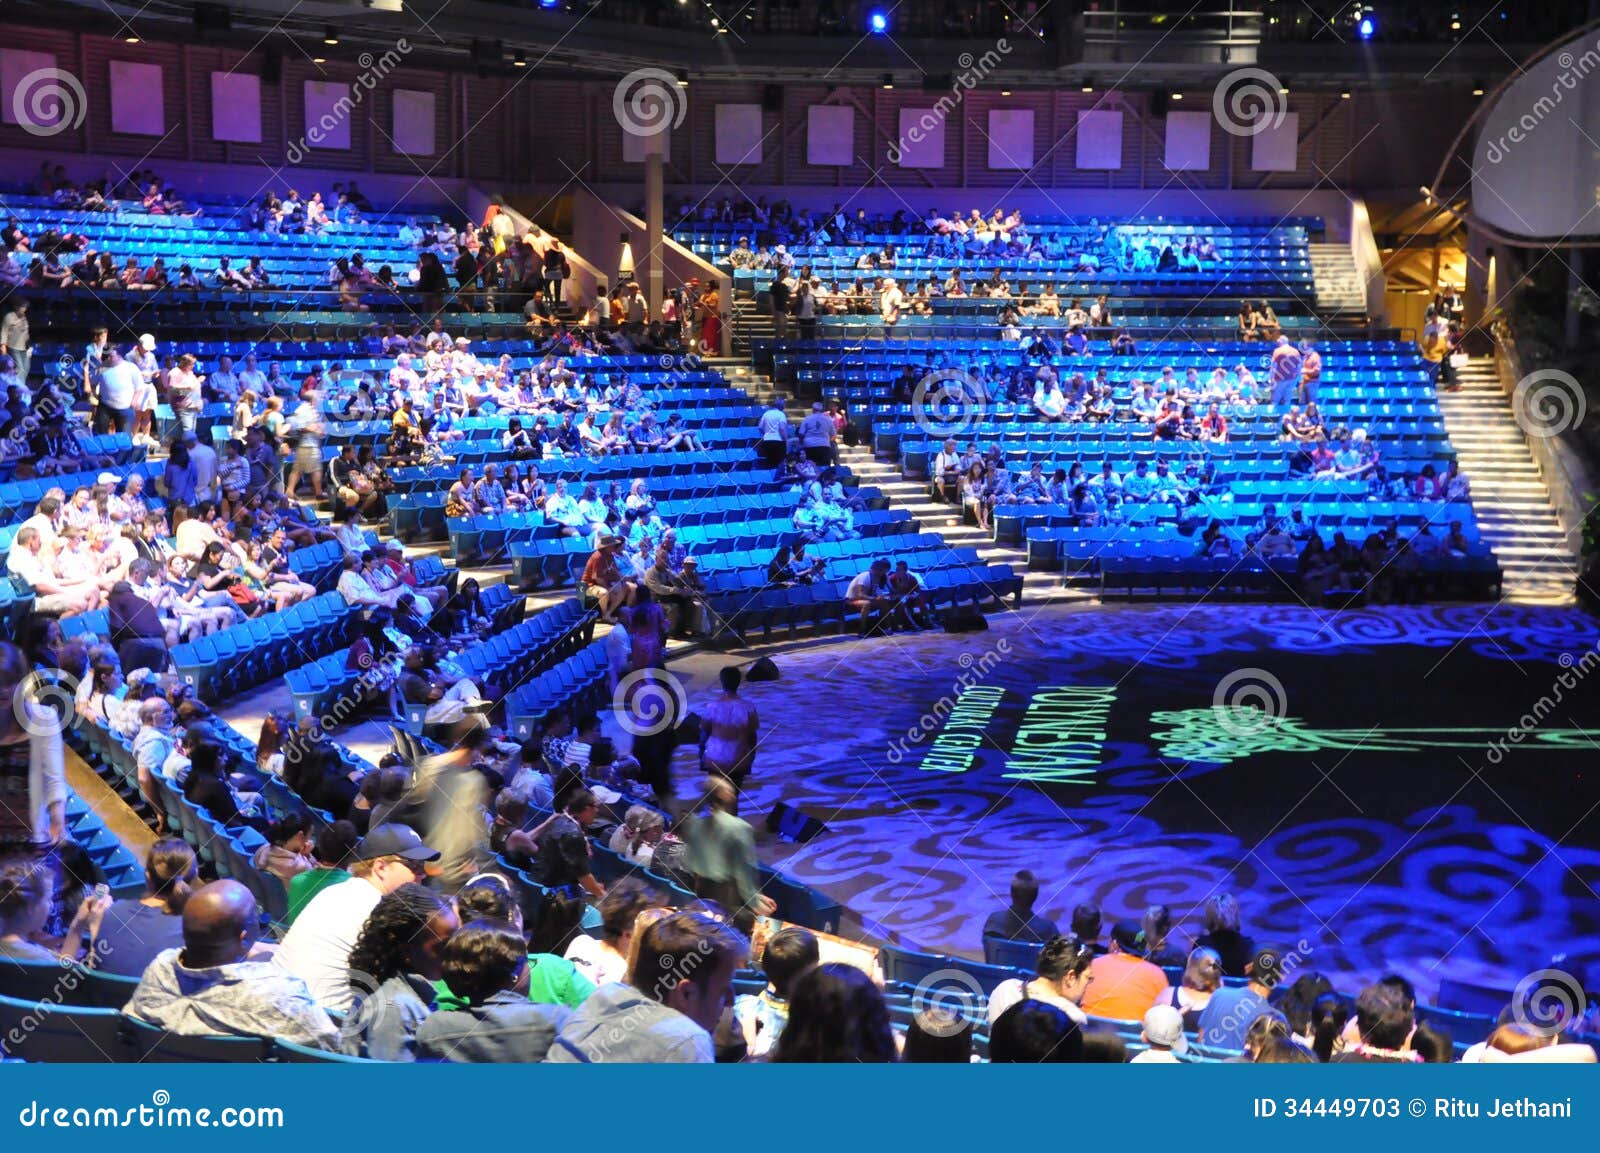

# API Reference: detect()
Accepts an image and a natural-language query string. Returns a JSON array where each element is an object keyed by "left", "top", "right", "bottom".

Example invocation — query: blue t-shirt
[
  {"left": 1196, "top": 984, "right": 1273, "bottom": 1051},
  {"left": 94, "top": 899, "right": 184, "bottom": 977}
]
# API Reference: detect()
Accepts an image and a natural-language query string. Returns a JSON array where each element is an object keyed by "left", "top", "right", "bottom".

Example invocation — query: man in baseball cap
[
  {"left": 274, "top": 823, "right": 439, "bottom": 1013},
  {"left": 1133, "top": 1004, "right": 1189, "bottom": 1062},
  {"left": 1082, "top": 919, "right": 1170, "bottom": 1022}
]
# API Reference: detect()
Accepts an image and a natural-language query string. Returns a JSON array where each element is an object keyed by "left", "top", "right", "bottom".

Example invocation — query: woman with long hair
[
  {"left": 342, "top": 882, "right": 457, "bottom": 1061},
  {"left": 91, "top": 838, "right": 196, "bottom": 976},
  {"left": 770, "top": 962, "right": 896, "bottom": 1063}
]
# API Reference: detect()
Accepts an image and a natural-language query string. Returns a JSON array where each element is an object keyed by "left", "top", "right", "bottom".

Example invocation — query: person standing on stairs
[{"left": 1419, "top": 307, "right": 1457, "bottom": 392}]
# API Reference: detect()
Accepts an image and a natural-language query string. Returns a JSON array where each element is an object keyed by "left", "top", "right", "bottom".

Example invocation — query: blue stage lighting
[
  {"left": 868, "top": 10, "right": 889, "bottom": 34},
  {"left": 1358, "top": 15, "right": 1375, "bottom": 39}
]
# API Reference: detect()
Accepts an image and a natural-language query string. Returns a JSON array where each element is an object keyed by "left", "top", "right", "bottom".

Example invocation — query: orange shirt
[{"left": 1081, "top": 952, "right": 1170, "bottom": 1022}]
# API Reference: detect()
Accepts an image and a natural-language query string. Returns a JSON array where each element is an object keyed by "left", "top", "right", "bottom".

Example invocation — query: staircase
[
  {"left": 1437, "top": 358, "right": 1579, "bottom": 603},
  {"left": 841, "top": 446, "right": 1089, "bottom": 609},
  {"left": 1308, "top": 242, "right": 1369, "bottom": 326},
  {"left": 736, "top": 367, "right": 1084, "bottom": 610},
  {"left": 732, "top": 295, "right": 775, "bottom": 354}
]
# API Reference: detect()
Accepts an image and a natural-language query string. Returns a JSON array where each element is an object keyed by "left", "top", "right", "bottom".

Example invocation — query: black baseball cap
[{"left": 353, "top": 823, "right": 439, "bottom": 863}]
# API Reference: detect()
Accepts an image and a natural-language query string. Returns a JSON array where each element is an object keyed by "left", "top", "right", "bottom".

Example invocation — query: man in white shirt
[
  {"left": 186, "top": 432, "right": 218, "bottom": 504},
  {"left": 237, "top": 354, "right": 268, "bottom": 398},
  {"left": 879, "top": 277, "right": 905, "bottom": 337},
  {"left": 95, "top": 346, "right": 140, "bottom": 435},
  {"left": 207, "top": 354, "right": 241, "bottom": 406},
  {"left": 6, "top": 526, "right": 99, "bottom": 614},
  {"left": 335, "top": 554, "right": 405, "bottom": 610},
  {"left": 274, "top": 824, "right": 440, "bottom": 1013},
  {"left": 757, "top": 401, "right": 789, "bottom": 468}
]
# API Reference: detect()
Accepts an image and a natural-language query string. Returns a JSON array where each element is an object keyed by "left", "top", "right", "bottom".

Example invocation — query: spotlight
[
  {"left": 1170, "top": 92, "right": 1184, "bottom": 101},
  {"left": 868, "top": 9, "right": 889, "bottom": 35},
  {"left": 312, "top": 56, "right": 326, "bottom": 64},
  {"left": 1001, "top": 90, "right": 1012, "bottom": 97},
  {"left": 1472, "top": 86, "right": 1484, "bottom": 97},
  {"left": 1340, "top": 90, "right": 1351, "bottom": 100},
  {"left": 1081, "top": 85, "right": 1094, "bottom": 93},
  {"left": 539, "top": 0, "right": 560, "bottom": 8},
  {"left": 323, "top": 27, "right": 339, "bottom": 45},
  {"left": 881, "top": 73, "right": 894, "bottom": 90},
  {"left": 1357, "top": 15, "right": 1375, "bottom": 40},
  {"left": 677, "top": 70, "right": 689, "bottom": 87},
  {"left": 512, "top": 52, "right": 526, "bottom": 67},
  {"left": 125, "top": 36, "right": 141, "bottom": 44}
]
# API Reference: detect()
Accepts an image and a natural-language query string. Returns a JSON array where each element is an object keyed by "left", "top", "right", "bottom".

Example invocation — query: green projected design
[{"left": 1150, "top": 707, "right": 1600, "bottom": 766}]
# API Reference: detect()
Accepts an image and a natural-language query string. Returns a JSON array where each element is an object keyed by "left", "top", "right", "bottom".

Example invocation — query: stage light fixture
[
  {"left": 881, "top": 74, "right": 894, "bottom": 90},
  {"left": 868, "top": 9, "right": 889, "bottom": 35},
  {"left": 1357, "top": 15, "right": 1375, "bottom": 40},
  {"left": 1170, "top": 92, "right": 1183, "bottom": 101},
  {"left": 323, "top": 27, "right": 339, "bottom": 45},
  {"left": 677, "top": 71, "right": 689, "bottom": 87},
  {"left": 512, "top": 52, "right": 527, "bottom": 67},
  {"left": 539, "top": 0, "right": 560, "bottom": 8}
]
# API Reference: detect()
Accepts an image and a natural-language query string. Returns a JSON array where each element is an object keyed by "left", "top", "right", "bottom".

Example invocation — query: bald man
[{"left": 124, "top": 879, "right": 339, "bottom": 1050}]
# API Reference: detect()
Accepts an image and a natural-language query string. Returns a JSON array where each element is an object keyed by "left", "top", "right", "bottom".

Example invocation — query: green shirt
[
  {"left": 432, "top": 953, "right": 596, "bottom": 1012},
  {"left": 684, "top": 809, "right": 759, "bottom": 904},
  {"left": 285, "top": 867, "right": 352, "bottom": 926}
]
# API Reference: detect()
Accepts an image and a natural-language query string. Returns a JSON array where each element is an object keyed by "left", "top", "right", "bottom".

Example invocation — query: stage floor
[{"left": 664, "top": 601, "right": 1600, "bottom": 1002}]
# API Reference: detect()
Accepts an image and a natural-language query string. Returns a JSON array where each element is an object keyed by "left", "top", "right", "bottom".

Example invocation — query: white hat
[
  {"left": 97, "top": 472, "right": 118, "bottom": 485},
  {"left": 1141, "top": 1004, "right": 1188, "bottom": 1053},
  {"left": 138, "top": 334, "right": 156, "bottom": 351}
]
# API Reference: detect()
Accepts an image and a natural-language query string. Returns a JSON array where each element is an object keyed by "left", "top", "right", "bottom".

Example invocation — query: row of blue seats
[
  {"left": 1005, "top": 500, "right": 1479, "bottom": 548},
  {"left": 1095, "top": 552, "right": 1502, "bottom": 600},
  {"left": 170, "top": 593, "right": 357, "bottom": 702},
  {"left": 895, "top": 443, "right": 1455, "bottom": 479},
  {"left": 771, "top": 336, "right": 1415, "bottom": 355},
  {"left": 380, "top": 447, "right": 775, "bottom": 495},
  {"left": 287, "top": 584, "right": 535, "bottom": 725},
  {"left": 387, "top": 467, "right": 833, "bottom": 543},
  {"left": 506, "top": 509, "right": 916, "bottom": 587},
  {"left": 709, "top": 562, "right": 1024, "bottom": 644}
]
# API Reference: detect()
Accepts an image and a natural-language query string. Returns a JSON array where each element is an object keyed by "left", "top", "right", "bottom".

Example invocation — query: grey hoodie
[{"left": 544, "top": 981, "right": 712, "bottom": 1063}]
